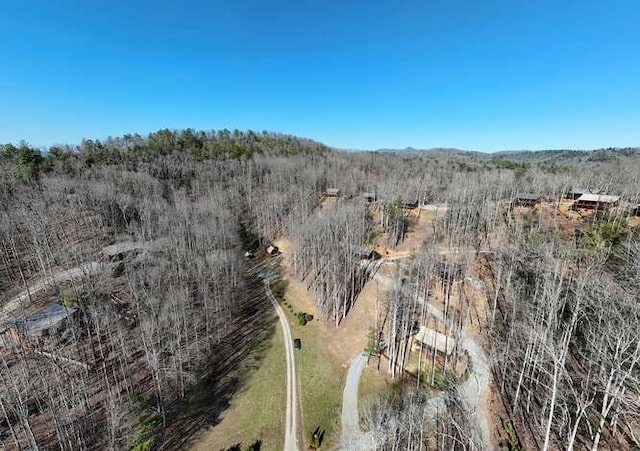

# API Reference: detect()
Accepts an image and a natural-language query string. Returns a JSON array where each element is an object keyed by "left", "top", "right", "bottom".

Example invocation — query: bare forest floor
[{"left": 372, "top": 207, "right": 434, "bottom": 259}]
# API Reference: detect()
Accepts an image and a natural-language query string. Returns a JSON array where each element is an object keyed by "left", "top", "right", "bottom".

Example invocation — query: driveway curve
[
  {"left": 340, "top": 353, "right": 367, "bottom": 446},
  {"left": 372, "top": 267, "right": 492, "bottom": 449}
]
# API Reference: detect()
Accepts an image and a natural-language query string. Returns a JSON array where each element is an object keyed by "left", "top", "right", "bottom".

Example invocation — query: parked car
[{"left": 293, "top": 338, "right": 302, "bottom": 350}]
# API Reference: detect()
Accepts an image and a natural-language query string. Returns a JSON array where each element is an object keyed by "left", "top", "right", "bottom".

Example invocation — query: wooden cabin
[
  {"left": 514, "top": 193, "right": 541, "bottom": 207},
  {"left": 413, "top": 326, "right": 456, "bottom": 357},
  {"left": 574, "top": 194, "right": 620, "bottom": 210},
  {"left": 402, "top": 198, "right": 419, "bottom": 209}
]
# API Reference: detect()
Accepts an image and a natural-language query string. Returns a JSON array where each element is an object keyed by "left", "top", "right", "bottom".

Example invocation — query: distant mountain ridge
[
  {"left": 376, "top": 146, "right": 465, "bottom": 153},
  {"left": 373, "top": 146, "right": 640, "bottom": 155}
]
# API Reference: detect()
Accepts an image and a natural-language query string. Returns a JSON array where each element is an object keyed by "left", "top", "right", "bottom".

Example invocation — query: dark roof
[{"left": 24, "top": 302, "right": 76, "bottom": 336}]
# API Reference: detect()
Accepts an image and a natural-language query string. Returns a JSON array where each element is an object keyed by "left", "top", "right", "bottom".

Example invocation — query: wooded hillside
[{"left": 1, "top": 130, "right": 639, "bottom": 450}]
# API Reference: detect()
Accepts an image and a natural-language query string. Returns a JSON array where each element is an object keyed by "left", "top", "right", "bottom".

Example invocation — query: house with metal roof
[
  {"left": 413, "top": 326, "right": 456, "bottom": 357},
  {"left": 24, "top": 302, "right": 77, "bottom": 338},
  {"left": 574, "top": 193, "right": 620, "bottom": 210}
]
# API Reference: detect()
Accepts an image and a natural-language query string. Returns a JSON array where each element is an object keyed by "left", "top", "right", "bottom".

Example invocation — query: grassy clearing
[
  {"left": 358, "top": 365, "right": 392, "bottom": 430},
  {"left": 283, "top": 303, "right": 345, "bottom": 449},
  {"left": 359, "top": 365, "right": 389, "bottom": 405},
  {"left": 190, "top": 326, "right": 286, "bottom": 451}
]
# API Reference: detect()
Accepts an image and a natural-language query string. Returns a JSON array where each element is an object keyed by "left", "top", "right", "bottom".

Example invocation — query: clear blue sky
[{"left": 1, "top": 0, "right": 639, "bottom": 151}]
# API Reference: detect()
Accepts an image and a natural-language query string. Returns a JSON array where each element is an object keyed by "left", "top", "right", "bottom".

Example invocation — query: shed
[
  {"left": 413, "top": 326, "right": 456, "bottom": 357},
  {"left": 362, "top": 192, "right": 377, "bottom": 202},
  {"left": 574, "top": 194, "right": 620, "bottom": 210},
  {"left": 325, "top": 188, "right": 340, "bottom": 197},
  {"left": 402, "top": 198, "right": 419, "bottom": 209},
  {"left": 566, "top": 187, "right": 600, "bottom": 200},
  {"left": 24, "top": 302, "right": 77, "bottom": 338},
  {"left": 266, "top": 245, "right": 280, "bottom": 256},
  {"left": 514, "top": 193, "right": 541, "bottom": 207}
]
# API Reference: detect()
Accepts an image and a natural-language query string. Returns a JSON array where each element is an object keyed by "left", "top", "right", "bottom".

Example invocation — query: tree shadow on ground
[{"left": 155, "top": 271, "right": 278, "bottom": 450}]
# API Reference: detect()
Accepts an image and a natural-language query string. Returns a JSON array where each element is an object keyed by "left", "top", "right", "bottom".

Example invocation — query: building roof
[
  {"left": 362, "top": 192, "right": 376, "bottom": 198},
  {"left": 24, "top": 302, "right": 76, "bottom": 336},
  {"left": 266, "top": 245, "right": 279, "bottom": 255},
  {"left": 325, "top": 188, "right": 340, "bottom": 196},
  {"left": 576, "top": 193, "right": 620, "bottom": 204},
  {"left": 414, "top": 326, "right": 456, "bottom": 356}
]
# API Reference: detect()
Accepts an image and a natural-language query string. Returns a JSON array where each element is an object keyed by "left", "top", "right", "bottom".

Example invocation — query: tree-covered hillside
[{"left": 0, "top": 130, "right": 639, "bottom": 450}]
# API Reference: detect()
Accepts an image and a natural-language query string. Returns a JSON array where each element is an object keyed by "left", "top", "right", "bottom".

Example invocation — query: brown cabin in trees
[
  {"left": 402, "top": 198, "right": 419, "bottom": 209},
  {"left": 574, "top": 194, "right": 620, "bottom": 210},
  {"left": 514, "top": 193, "right": 541, "bottom": 207}
]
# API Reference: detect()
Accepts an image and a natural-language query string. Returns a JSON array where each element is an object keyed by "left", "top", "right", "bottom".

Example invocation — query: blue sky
[{"left": 1, "top": 0, "right": 639, "bottom": 151}]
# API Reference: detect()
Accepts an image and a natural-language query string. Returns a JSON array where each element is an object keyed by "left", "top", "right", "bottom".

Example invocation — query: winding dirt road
[
  {"left": 265, "top": 281, "right": 300, "bottom": 451},
  {"left": 372, "top": 267, "right": 492, "bottom": 449},
  {"left": 0, "top": 262, "right": 102, "bottom": 328}
]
